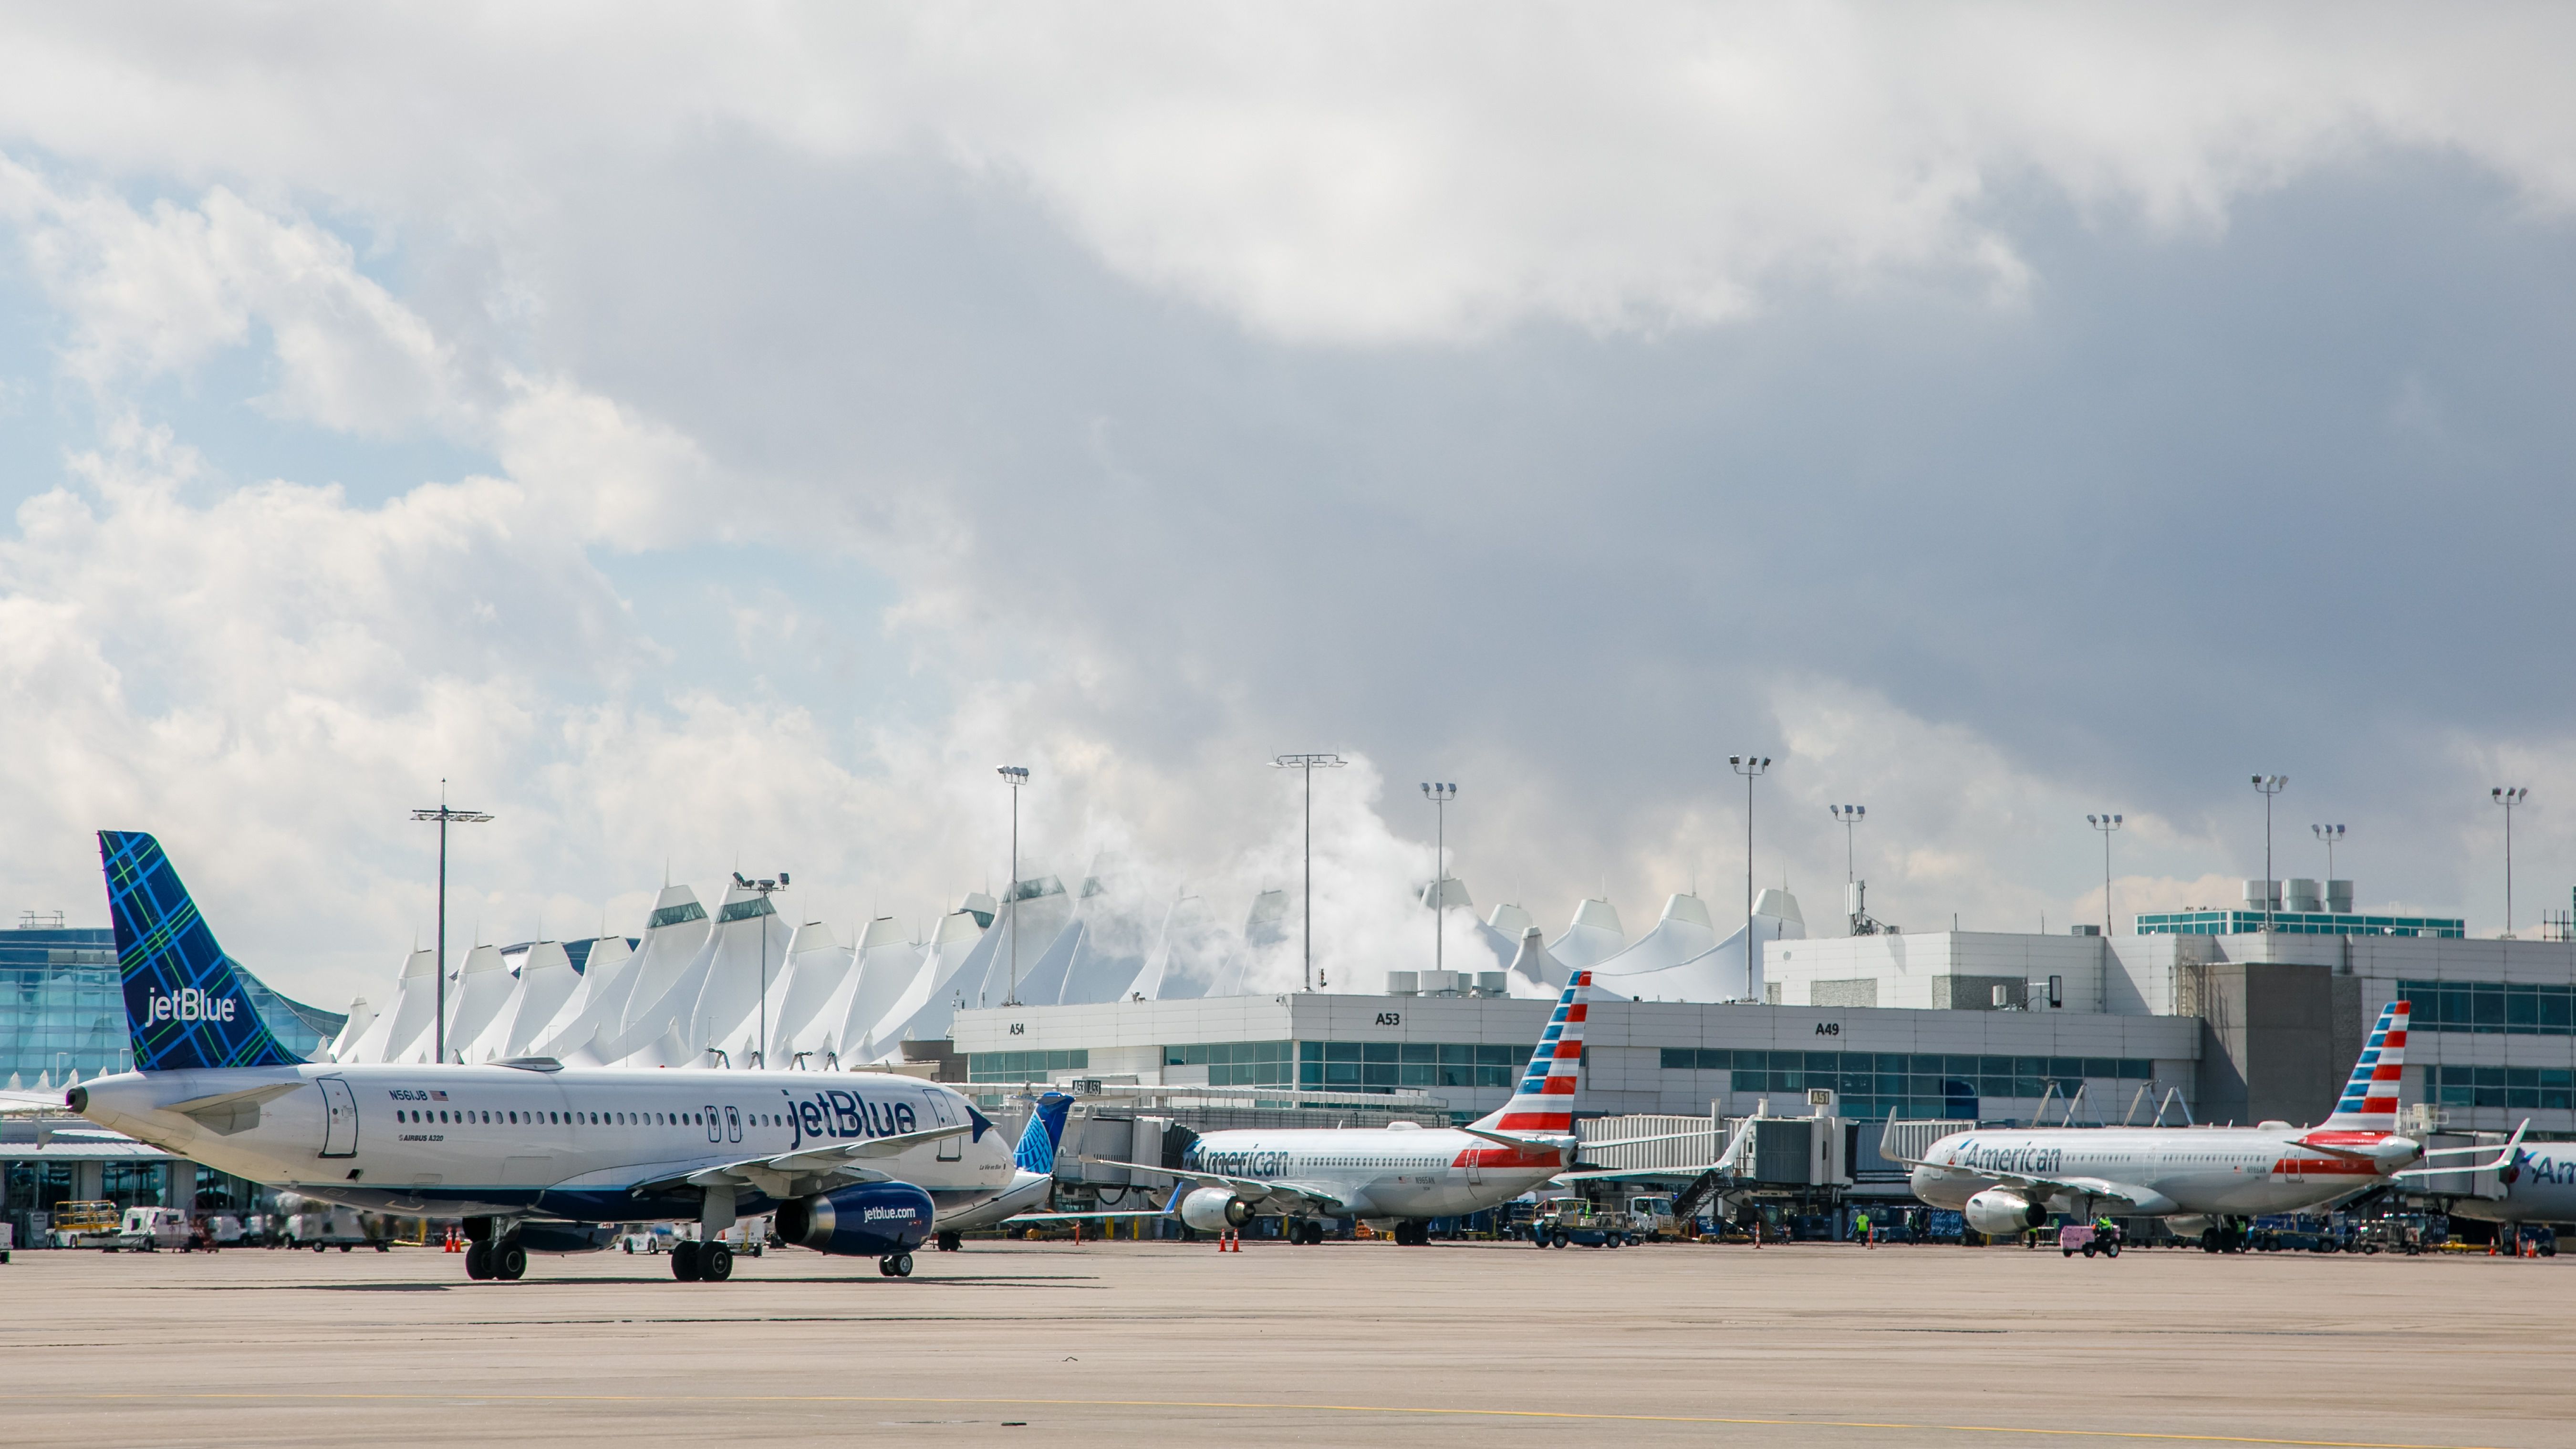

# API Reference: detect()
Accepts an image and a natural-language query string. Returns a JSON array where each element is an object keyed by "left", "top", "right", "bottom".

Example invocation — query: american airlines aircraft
[
  {"left": 66, "top": 832, "right": 1016, "bottom": 1283},
  {"left": 1908, "top": 1002, "right": 2524, "bottom": 1252},
  {"left": 1092, "top": 971, "right": 1604, "bottom": 1244},
  {"left": 2415, "top": 1142, "right": 2576, "bottom": 1234}
]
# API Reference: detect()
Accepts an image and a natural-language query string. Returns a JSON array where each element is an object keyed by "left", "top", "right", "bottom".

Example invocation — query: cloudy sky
[{"left": 3, "top": 5, "right": 2574, "bottom": 1011}]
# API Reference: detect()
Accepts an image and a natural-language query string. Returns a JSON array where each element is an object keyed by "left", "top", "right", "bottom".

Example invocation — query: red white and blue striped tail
[
  {"left": 1470, "top": 970, "right": 1591, "bottom": 1133},
  {"left": 2319, "top": 1001, "right": 2408, "bottom": 1132}
]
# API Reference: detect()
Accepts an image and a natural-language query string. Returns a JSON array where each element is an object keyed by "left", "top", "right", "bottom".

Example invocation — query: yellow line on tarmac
[{"left": 3, "top": 1390, "right": 2505, "bottom": 1449}]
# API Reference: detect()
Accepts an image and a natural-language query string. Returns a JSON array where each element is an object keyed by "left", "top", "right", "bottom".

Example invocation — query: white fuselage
[
  {"left": 2441, "top": 1147, "right": 2576, "bottom": 1225},
  {"left": 1910, "top": 1125, "right": 2413, "bottom": 1220},
  {"left": 72, "top": 1063, "right": 1015, "bottom": 1222},
  {"left": 1183, "top": 1125, "right": 1562, "bottom": 1220}
]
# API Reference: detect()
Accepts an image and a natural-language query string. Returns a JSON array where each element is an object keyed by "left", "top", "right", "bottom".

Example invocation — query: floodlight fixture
[
  {"left": 1273, "top": 754, "right": 1347, "bottom": 990},
  {"left": 411, "top": 784, "right": 493, "bottom": 1065}
]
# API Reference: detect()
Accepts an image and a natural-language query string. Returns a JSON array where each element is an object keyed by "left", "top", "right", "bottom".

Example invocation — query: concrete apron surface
[{"left": 0, "top": 1238, "right": 2565, "bottom": 1448}]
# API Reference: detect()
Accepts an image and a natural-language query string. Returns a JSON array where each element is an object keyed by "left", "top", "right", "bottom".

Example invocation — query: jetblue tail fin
[
  {"left": 100, "top": 832, "right": 304, "bottom": 1072},
  {"left": 2318, "top": 1001, "right": 2408, "bottom": 1132},
  {"left": 1014, "top": 1091, "right": 1074, "bottom": 1174},
  {"left": 1469, "top": 969, "right": 1590, "bottom": 1133}
]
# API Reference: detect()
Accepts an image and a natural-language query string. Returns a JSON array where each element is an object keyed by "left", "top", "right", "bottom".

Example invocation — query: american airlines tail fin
[
  {"left": 2317, "top": 1000, "right": 2409, "bottom": 1132},
  {"left": 1014, "top": 1091, "right": 1074, "bottom": 1174},
  {"left": 1469, "top": 969, "right": 1591, "bottom": 1133},
  {"left": 98, "top": 832, "right": 305, "bottom": 1073}
]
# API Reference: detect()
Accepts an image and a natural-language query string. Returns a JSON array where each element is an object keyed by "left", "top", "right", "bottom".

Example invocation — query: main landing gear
[
  {"left": 671, "top": 1241, "right": 734, "bottom": 1282},
  {"left": 464, "top": 1238, "right": 528, "bottom": 1281},
  {"left": 878, "top": 1252, "right": 914, "bottom": 1277},
  {"left": 1390, "top": 1221, "right": 1432, "bottom": 1246},
  {"left": 935, "top": 1231, "right": 963, "bottom": 1253},
  {"left": 2199, "top": 1220, "right": 2252, "bottom": 1254}
]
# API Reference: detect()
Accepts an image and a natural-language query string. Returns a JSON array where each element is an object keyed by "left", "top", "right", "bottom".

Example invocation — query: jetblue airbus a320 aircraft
[
  {"left": 1908, "top": 1001, "right": 2524, "bottom": 1252},
  {"left": 67, "top": 832, "right": 1015, "bottom": 1283}
]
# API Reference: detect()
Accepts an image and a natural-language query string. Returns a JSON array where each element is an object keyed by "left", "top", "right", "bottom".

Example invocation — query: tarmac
[{"left": 1, "top": 1236, "right": 2567, "bottom": 1448}]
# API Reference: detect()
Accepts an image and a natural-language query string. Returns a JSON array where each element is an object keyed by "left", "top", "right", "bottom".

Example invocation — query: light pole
[
  {"left": 733, "top": 870, "right": 788, "bottom": 1067},
  {"left": 2087, "top": 814, "right": 2123, "bottom": 936},
  {"left": 997, "top": 766, "right": 1028, "bottom": 1006},
  {"left": 2313, "top": 823, "right": 2346, "bottom": 881},
  {"left": 411, "top": 783, "right": 492, "bottom": 1065},
  {"left": 1730, "top": 755, "right": 1771, "bottom": 990},
  {"left": 2250, "top": 775, "right": 2287, "bottom": 933},
  {"left": 1829, "top": 804, "right": 1864, "bottom": 937},
  {"left": 1422, "top": 782, "right": 1457, "bottom": 974},
  {"left": 2493, "top": 787, "right": 2529, "bottom": 938},
  {"left": 1272, "top": 754, "right": 1346, "bottom": 991}
]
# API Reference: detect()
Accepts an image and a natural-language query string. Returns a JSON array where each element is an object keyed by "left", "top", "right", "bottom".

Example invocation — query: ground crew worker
[{"left": 1855, "top": 1209, "right": 1873, "bottom": 1248}]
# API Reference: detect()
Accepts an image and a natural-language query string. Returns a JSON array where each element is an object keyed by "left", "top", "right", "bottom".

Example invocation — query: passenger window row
[{"left": 389, "top": 1108, "right": 799, "bottom": 1129}]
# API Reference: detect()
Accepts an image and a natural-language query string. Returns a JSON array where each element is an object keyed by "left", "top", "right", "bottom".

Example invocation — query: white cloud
[{"left": 5, "top": 7, "right": 2576, "bottom": 342}]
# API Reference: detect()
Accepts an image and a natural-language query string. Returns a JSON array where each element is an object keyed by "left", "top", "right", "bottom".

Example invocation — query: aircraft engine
[
  {"left": 1963, "top": 1188, "right": 2047, "bottom": 1236},
  {"left": 773, "top": 1182, "right": 935, "bottom": 1257},
  {"left": 1178, "top": 1187, "right": 1254, "bottom": 1232}
]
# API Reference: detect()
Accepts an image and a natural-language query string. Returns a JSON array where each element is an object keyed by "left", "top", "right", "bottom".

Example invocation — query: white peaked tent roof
[
  {"left": 348, "top": 949, "right": 436, "bottom": 1064},
  {"left": 1210, "top": 889, "right": 1288, "bottom": 997},
  {"left": 481, "top": 941, "right": 581, "bottom": 1061},
  {"left": 1131, "top": 895, "right": 1222, "bottom": 1001},
  {"left": 1012, "top": 917, "right": 1087, "bottom": 1006},
  {"left": 539, "top": 886, "right": 708, "bottom": 1058},
  {"left": 530, "top": 932, "right": 636, "bottom": 1058},
  {"left": 1596, "top": 890, "right": 1805, "bottom": 1003},
  {"left": 1056, "top": 913, "right": 1150, "bottom": 1004},
  {"left": 758, "top": 921, "right": 851, "bottom": 1067},
  {"left": 963, "top": 878, "right": 1076, "bottom": 1014},
  {"left": 1486, "top": 902, "right": 1535, "bottom": 942},
  {"left": 598, "top": 888, "right": 740, "bottom": 1065},
  {"left": 862, "top": 907, "right": 988, "bottom": 1061},
  {"left": 820, "top": 917, "right": 926, "bottom": 1066},
  {"left": 1503, "top": 926, "right": 1571, "bottom": 996},
  {"left": 1548, "top": 897, "right": 1627, "bottom": 969},
  {"left": 440, "top": 945, "right": 516, "bottom": 1064},
  {"left": 682, "top": 886, "right": 798, "bottom": 1067},
  {"left": 874, "top": 908, "right": 1020, "bottom": 1057},
  {"left": 326, "top": 996, "right": 375, "bottom": 1063},
  {"left": 1593, "top": 893, "right": 1717, "bottom": 973}
]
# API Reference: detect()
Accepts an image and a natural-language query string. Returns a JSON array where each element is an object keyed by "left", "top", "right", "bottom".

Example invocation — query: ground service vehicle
[
  {"left": 1532, "top": 1197, "right": 1645, "bottom": 1248},
  {"left": 114, "top": 1206, "right": 191, "bottom": 1251},
  {"left": 48, "top": 1200, "right": 121, "bottom": 1248}
]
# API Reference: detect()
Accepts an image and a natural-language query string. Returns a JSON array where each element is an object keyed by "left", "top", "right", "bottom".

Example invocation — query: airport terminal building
[{"left": 961, "top": 911, "right": 2576, "bottom": 1141}]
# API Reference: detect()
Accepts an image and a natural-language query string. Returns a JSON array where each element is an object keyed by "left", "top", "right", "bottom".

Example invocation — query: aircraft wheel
[
  {"left": 700, "top": 1243, "right": 732, "bottom": 1282},
  {"left": 880, "top": 1252, "right": 913, "bottom": 1277},
  {"left": 495, "top": 1242, "right": 527, "bottom": 1281},
  {"left": 464, "top": 1241, "right": 493, "bottom": 1280},
  {"left": 936, "top": 1231, "right": 961, "bottom": 1253},
  {"left": 671, "top": 1241, "right": 703, "bottom": 1282}
]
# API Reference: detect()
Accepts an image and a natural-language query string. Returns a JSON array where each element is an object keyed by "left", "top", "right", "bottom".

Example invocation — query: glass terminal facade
[
  {"left": 0, "top": 925, "right": 343, "bottom": 1084},
  {"left": 2134, "top": 910, "right": 2464, "bottom": 938}
]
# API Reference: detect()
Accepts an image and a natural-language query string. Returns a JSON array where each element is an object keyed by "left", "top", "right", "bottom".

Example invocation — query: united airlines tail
[
  {"left": 1469, "top": 969, "right": 1591, "bottom": 1133},
  {"left": 2317, "top": 1000, "right": 2409, "bottom": 1132},
  {"left": 1013, "top": 1091, "right": 1075, "bottom": 1174},
  {"left": 98, "top": 831, "right": 304, "bottom": 1073}
]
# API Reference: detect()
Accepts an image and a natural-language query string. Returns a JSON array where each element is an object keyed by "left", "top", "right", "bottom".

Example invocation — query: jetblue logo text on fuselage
[
  {"left": 862, "top": 1205, "right": 918, "bottom": 1222},
  {"left": 784, "top": 1089, "right": 917, "bottom": 1150},
  {"left": 146, "top": 988, "right": 237, "bottom": 1024},
  {"left": 1950, "top": 1139, "right": 2066, "bottom": 1175}
]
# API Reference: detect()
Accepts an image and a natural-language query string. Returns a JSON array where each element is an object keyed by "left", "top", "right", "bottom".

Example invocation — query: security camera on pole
[
  {"left": 410, "top": 783, "right": 492, "bottom": 1065},
  {"left": 2087, "top": 813, "right": 2122, "bottom": 936},
  {"left": 2493, "top": 787, "right": 2529, "bottom": 939},
  {"left": 732, "top": 870, "right": 788, "bottom": 1067},
  {"left": 997, "top": 766, "right": 1029, "bottom": 1006},
  {"left": 2250, "top": 776, "right": 2287, "bottom": 933},
  {"left": 1730, "top": 754, "right": 1771, "bottom": 993},
  {"left": 1422, "top": 782, "right": 1457, "bottom": 974},
  {"left": 1272, "top": 753, "right": 1346, "bottom": 991}
]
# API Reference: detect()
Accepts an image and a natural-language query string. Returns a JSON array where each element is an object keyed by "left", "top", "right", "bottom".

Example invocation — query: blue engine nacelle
[{"left": 773, "top": 1182, "right": 935, "bottom": 1257}]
